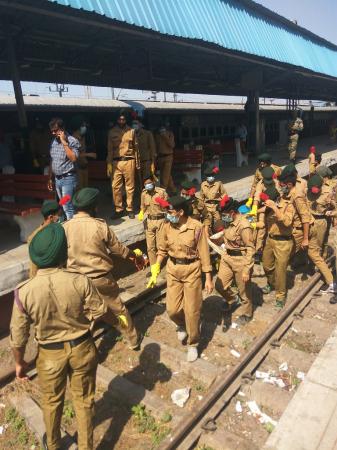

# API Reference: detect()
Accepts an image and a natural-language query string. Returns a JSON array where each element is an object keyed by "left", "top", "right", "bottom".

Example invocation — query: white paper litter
[
  {"left": 231, "top": 322, "right": 239, "bottom": 329},
  {"left": 255, "top": 370, "right": 269, "bottom": 379},
  {"left": 0, "top": 426, "right": 4, "bottom": 435},
  {"left": 235, "top": 401, "right": 243, "bottom": 413},
  {"left": 255, "top": 371, "right": 286, "bottom": 388},
  {"left": 171, "top": 388, "right": 191, "bottom": 408},
  {"left": 279, "top": 362, "right": 288, "bottom": 372},
  {"left": 291, "top": 327, "right": 299, "bottom": 333},
  {"left": 230, "top": 349, "right": 241, "bottom": 358},
  {"left": 172, "top": 371, "right": 179, "bottom": 376},
  {"left": 238, "top": 391, "right": 246, "bottom": 397},
  {"left": 246, "top": 401, "right": 277, "bottom": 426},
  {"left": 297, "top": 371, "right": 305, "bottom": 380},
  {"left": 0, "top": 403, "right": 5, "bottom": 409},
  {"left": 197, "top": 395, "right": 203, "bottom": 401}
]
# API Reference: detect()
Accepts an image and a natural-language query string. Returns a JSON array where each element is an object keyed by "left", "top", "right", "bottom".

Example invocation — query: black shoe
[
  {"left": 236, "top": 315, "right": 252, "bottom": 326},
  {"left": 111, "top": 211, "right": 124, "bottom": 220},
  {"left": 329, "top": 295, "right": 337, "bottom": 304},
  {"left": 128, "top": 211, "right": 135, "bottom": 219}
]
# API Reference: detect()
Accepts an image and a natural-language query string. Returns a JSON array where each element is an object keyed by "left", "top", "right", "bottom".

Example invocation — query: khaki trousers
[
  {"left": 166, "top": 259, "right": 202, "bottom": 346},
  {"left": 111, "top": 159, "right": 135, "bottom": 212},
  {"left": 36, "top": 338, "right": 98, "bottom": 450},
  {"left": 254, "top": 226, "right": 266, "bottom": 253},
  {"left": 288, "top": 133, "right": 299, "bottom": 160},
  {"left": 91, "top": 274, "right": 138, "bottom": 347},
  {"left": 314, "top": 217, "right": 328, "bottom": 255},
  {"left": 157, "top": 155, "right": 176, "bottom": 192},
  {"left": 145, "top": 218, "right": 165, "bottom": 265},
  {"left": 78, "top": 168, "right": 89, "bottom": 190},
  {"left": 205, "top": 204, "right": 221, "bottom": 230},
  {"left": 262, "top": 236, "right": 294, "bottom": 300},
  {"left": 216, "top": 254, "right": 253, "bottom": 317},
  {"left": 293, "top": 225, "right": 333, "bottom": 284}
]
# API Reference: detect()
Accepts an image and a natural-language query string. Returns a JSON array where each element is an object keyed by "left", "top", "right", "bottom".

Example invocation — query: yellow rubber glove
[
  {"left": 147, "top": 262, "right": 161, "bottom": 289},
  {"left": 138, "top": 210, "right": 144, "bottom": 221},
  {"left": 246, "top": 197, "right": 253, "bottom": 208},
  {"left": 133, "top": 248, "right": 143, "bottom": 257},
  {"left": 147, "top": 274, "right": 157, "bottom": 289},
  {"left": 33, "top": 158, "right": 40, "bottom": 168},
  {"left": 251, "top": 222, "right": 257, "bottom": 230},
  {"left": 107, "top": 163, "right": 113, "bottom": 177},
  {"left": 118, "top": 314, "right": 128, "bottom": 328},
  {"left": 248, "top": 204, "right": 258, "bottom": 216}
]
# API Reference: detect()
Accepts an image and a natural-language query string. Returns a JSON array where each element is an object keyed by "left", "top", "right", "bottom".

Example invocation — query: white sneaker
[
  {"left": 176, "top": 327, "right": 188, "bottom": 342},
  {"left": 187, "top": 346, "right": 198, "bottom": 362},
  {"left": 320, "top": 283, "right": 337, "bottom": 294}
]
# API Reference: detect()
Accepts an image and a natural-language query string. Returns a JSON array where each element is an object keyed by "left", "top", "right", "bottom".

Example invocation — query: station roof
[{"left": 0, "top": 0, "right": 337, "bottom": 100}]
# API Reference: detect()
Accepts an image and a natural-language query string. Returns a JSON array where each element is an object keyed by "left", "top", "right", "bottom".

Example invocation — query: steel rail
[{"left": 159, "top": 256, "right": 334, "bottom": 450}]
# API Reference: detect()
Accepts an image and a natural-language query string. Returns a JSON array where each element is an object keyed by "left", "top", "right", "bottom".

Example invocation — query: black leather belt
[
  {"left": 295, "top": 226, "right": 303, "bottom": 230},
  {"left": 269, "top": 234, "right": 292, "bottom": 241},
  {"left": 148, "top": 214, "right": 165, "bottom": 220},
  {"left": 169, "top": 256, "right": 198, "bottom": 265},
  {"left": 313, "top": 214, "right": 327, "bottom": 219},
  {"left": 227, "top": 249, "right": 243, "bottom": 256},
  {"left": 205, "top": 200, "right": 219, "bottom": 204},
  {"left": 55, "top": 170, "right": 76, "bottom": 180},
  {"left": 39, "top": 331, "right": 91, "bottom": 350},
  {"left": 113, "top": 157, "right": 135, "bottom": 161}
]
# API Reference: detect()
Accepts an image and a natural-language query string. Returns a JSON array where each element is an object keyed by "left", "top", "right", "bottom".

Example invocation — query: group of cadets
[{"left": 9, "top": 117, "right": 337, "bottom": 449}]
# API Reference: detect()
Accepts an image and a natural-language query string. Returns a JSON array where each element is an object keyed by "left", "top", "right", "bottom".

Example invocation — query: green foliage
[
  {"left": 62, "top": 400, "right": 75, "bottom": 425},
  {"left": 264, "top": 422, "right": 275, "bottom": 434},
  {"left": 131, "top": 404, "right": 172, "bottom": 448},
  {"left": 4, "top": 406, "right": 37, "bottom": 448}
]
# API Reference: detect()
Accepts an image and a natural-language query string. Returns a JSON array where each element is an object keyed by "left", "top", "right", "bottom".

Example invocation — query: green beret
[
  {"left": 308, "top": 174, "right": 323, "bottom": 190},
  {"left": 219, "top": 196, "right": 239, "bottom": 212},
  {"left": 41, "top": 200, "right": 60, "bottom": 218},
  {"left": 264, "top": 185, "right": 280, "bottom": 201},
  {"left": 261, "top": 166, "right": 275, "bottom": 185},
  {"left": 29, "top": 223, "right": 67, "bottom": 268},
  {"left": 316, "top": 165, "right": 332, "bottom": 178},
  {"left": 181, "top": 180, "right": 195, "bottom": 190},
  {"left": 204, "top": 166, "right": 219, "bottom": 176},
  {"left": 167, "top": 195, "right": 189, "bottom": 210},
  {"left": 279, "top": 164, "right": 297, "bottom": 182},
  {"left": 72, "top": 188, "right": 99, "bottom": 209},
  {"left": 257, "top": 153, "right": 272, "bottom": 163}
]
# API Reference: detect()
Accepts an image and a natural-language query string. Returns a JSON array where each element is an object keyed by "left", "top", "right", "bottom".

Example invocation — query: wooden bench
[{"left": 0, "top": 174, "right": 54, "bottom": 242}]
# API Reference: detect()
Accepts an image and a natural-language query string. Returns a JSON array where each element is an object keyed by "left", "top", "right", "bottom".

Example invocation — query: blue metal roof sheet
[{"left": 48, "top": 0, "right": 337, "bottom": 78}]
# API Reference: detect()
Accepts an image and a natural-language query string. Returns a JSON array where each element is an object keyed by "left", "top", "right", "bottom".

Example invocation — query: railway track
[{"left": 0, "top": 254, "right": 336, "bottom": 450}]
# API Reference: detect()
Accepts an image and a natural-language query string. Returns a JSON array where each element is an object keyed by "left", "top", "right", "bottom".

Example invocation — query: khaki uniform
[
  {"left": 29, "top": 128, "right": 51, "bottom": 169},
  {"left": 73, "top": 131, "right": 89, "bottom": 190},
  {"left": 137, "top": 129, "right": 156, "bottom": 182},
  {"left": 288, "top": 118, "right": 303, "bottom": 160},
  {"left": 295, "top": 176, "right": 307, "bottom": 197},
  {"left": 157, "top": 218, "right": 212, "bottom": 346},
  {"left": 10, "top": 268, "right": 106, "bottom": 450},
  {"left": 307, "top": 181, "right": 335, "bottom": 253},
  {"left": 215, "top": 215, "right": 255, "bottom": 317},
  {"left": 289, "top": 189, "right": 333, "bottom": 284},
  {"left": 200, "top": 181, "right": 227, "bottom": 228},
  {"left": 107, "top": 125, "right": 138, "bottom": 212},
  {"left": 63, "top": 212, "right": 138, "bottom": 347},
  {"left": 140, "top": 187, "right": 168, "bottom": 265},
  {"left": 27, "top": 223, "right": 48, "bottom": 277},
  {"left": 155, "top": 130, "right": 176, "bottom": 192},
  {"left": 250, "top": 163, "right": 281, "bottom": 198},
  {"left": 191, "top": 195, "right": 211, "bottom": 228},
  {"left": 262, "top": 198, "right": 295, "bottom": 300},
  {"left": 308, "top": 153, "right": 320, "bottom": 175}
]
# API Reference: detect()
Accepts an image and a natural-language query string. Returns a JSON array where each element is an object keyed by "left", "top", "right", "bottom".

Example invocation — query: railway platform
[
  {"left": 264, "top": 323, "right": 337, "bottom": 450},
  {"left": 1, "top": 135, "right": 336, "bottom": 296}
]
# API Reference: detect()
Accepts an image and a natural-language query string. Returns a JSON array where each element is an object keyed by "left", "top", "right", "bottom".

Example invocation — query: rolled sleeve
[
  {"left": 68, "top": 136, "right": 80, "bottom": 159},
  {"left": 106, "top": 227, "right": 131, "bottom": 259},
  {"left": 157, "top": 223, "right": 169, "bottom": 258},
  {"left": 10, "top": 302, "right": 30, "bottom": 349},
  {"left": 197, "top": 226, "right": 212, "bottom": 272}
]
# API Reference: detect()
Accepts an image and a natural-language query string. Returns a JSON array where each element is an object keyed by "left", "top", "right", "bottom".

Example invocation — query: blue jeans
[{"left": 55, "top": 174, "right": 77, "bottom": 220}]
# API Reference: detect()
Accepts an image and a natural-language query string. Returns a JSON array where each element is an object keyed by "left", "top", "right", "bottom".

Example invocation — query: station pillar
[{"left": 246, "top": 90, "right": 261, "bottom": 154}]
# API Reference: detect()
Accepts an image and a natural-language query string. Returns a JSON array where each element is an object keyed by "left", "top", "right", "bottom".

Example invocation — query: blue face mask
[
  {"left": 206, "top": 176, "right": 215, "bottom": 183},
  {"left": 166, "top": 213, "right": 180, "bottom": 224},
  {"left": 222, "top": 214, "right": 233, "bottom": 227},
  {"left": 145, "top": 183, "right": 154, "bottom": 191}
]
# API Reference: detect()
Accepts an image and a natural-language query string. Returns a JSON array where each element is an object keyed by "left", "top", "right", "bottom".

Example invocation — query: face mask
[
  {"left": 181, "top": 193, "right": 191, "bottom": 200},
  {"left": 166, "top": 213, "right": 180, "bottom": 224},
  {"left": 206, "top": 176, "right": 215, "bottom": 183},
  {"left": 145, "top": 183, "right": 154, "bottom": 191},
  {"left": 280, "top": 186, "right": 290, "bottom": 195},
  {"left": 222, "top": 214, "right": 233, "bottom": 227},
  {"left": 79, "top": 126, "right": 87, "bottom": 135},
  {"left": 132, "top": 123, "right": 139, "bottom": 130}
]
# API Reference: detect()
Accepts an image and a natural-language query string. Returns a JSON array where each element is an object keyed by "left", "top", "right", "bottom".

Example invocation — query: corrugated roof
[{"left": 49, "top": 0, "right": 337, "bottom": 78}]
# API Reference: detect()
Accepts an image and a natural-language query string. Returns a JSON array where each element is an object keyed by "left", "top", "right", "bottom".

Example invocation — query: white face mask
[
  {"left": 206, "top": 176, "right": 215, "bottom": 184},
  {"left": 79, "top": 125, "right": 87, "bottom": 135},
  {"left": 145, "top": 183, "right": 154, "bottom": 191}
]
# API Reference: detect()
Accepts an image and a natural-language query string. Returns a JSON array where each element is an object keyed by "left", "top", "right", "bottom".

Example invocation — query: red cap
[
  {"left": 212, "top": 166, "right": 220, "bottom": 174},
  {"left": 187, "top": 187, "right": 196, "bottom": 196},
  {"left": 311, "top": 186, "right": 320, "bottom": 194},
  {"left": 154, "top": 197, "right": 171, "bottom": 208},
  {"left": 59, "top": 194, "right": 71, "bottom": 206},
  {"left": 309, "top": 146, "right": 316, "bottom": 154},
  {"left": 260, "top": 192, "right": 270, "bottom": 201},
  {"left": 219, "top": 195, "right": 229, "bottom": 209},
  {"left": 272, "top": 173, "right": 278, "bottom": 180}
]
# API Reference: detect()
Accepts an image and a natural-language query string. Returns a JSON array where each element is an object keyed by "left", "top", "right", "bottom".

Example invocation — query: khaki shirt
[
  {"left": 289, "top": 118, "right": 303, "bottom": 134},
  {"left": 29, "top": 129, "right": 51, "bottom": 165},
  {"left": 295, "top": 176, "right": 307, "bottom": 197},
  {"left": 155, "top": 131, "right": 175, "bottom": 156},
  {"left": 200, "top": 181, "right": 227, "bottom": 203},
  {"left": 10, "top": 268, "right": 106, "bottom": 347},
  {"left": 107, "top": 125, "right": 136, "bottom": 162},
  {"left": 27, "top": 223, "right": 48, "bottom": 278},
  {"left": 222, "top": 215, "right": 255, "bottom": 275},
  {"left": 137, "top": 129, "right": 156, "bottom": 162},
  {"left": 265, "top": 197, "right": 295, "bottom": 237},
  {"left": 63, "top": 212, "right": 131, "bottom": 278},
  {"left": 289, "top": 188, "right": 314, "bottom": 228},
  {"left": 250, "top": 163, "right": 281, "bottom": 197},
  {"left": 191, "top": 196, "right": 211, "bottom": 227},
  {"left": 140, "top": 187, "right": 168, "bottom": 216},
  {"left": 307, "top": 181, "right": 335, "bottom": 216},
  {"left": 158, "top": 217, "right": 212, "bottom": 272}
]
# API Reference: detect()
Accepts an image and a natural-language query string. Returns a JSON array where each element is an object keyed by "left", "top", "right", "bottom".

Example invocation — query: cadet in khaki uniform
[
  {"left": 10, "top": 223, "right": 106, "bottom": 450},
  {"left": 308, "top": 146, "right": 322, "bottom": 175},
  {"left": 317, "top": 165, "right": 337, "bottom": 197},
  {"left": 216, "top": 197, "right": 255, "bottom": 325},
  {"left": 147, "top": 196, "right": 213, "bottom": 362},
  {"left": 307, "top": 174, "right": 335, "bottom": 254},
  {"left": 200, "top": 167, "right": 227, "bottom": 231},
  {"left": 63, "top": 188, "right": 144, "bottom": 349},
  {"left": 138, "top": 176, "right": 168, "bottom": 265},
  {"left": 288, "top": 110, "right": 304, "bottom": 162},
  {"left": 155, "top": 125, "right": 176, "bottom": 193},
  {"left": 246, "top": 153, "right": 281, "bottom": 209},
  {"left": 107, "top": 113, "right": 139, "bottom": 219},
  {"left": 27, "top": 200, "right": 62, "bottom": 278},
  {"left": 260, "top": 186, "right": 295, "bottom": 307},
  {"left": 180, "top": 180, "right": 211, "bottom": 228},
  {"left": 132, "top": 119, "right": 156, "bottom": 184},
  {"left": 278, "top": 166, "right": 335, "bottom": 294}
]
